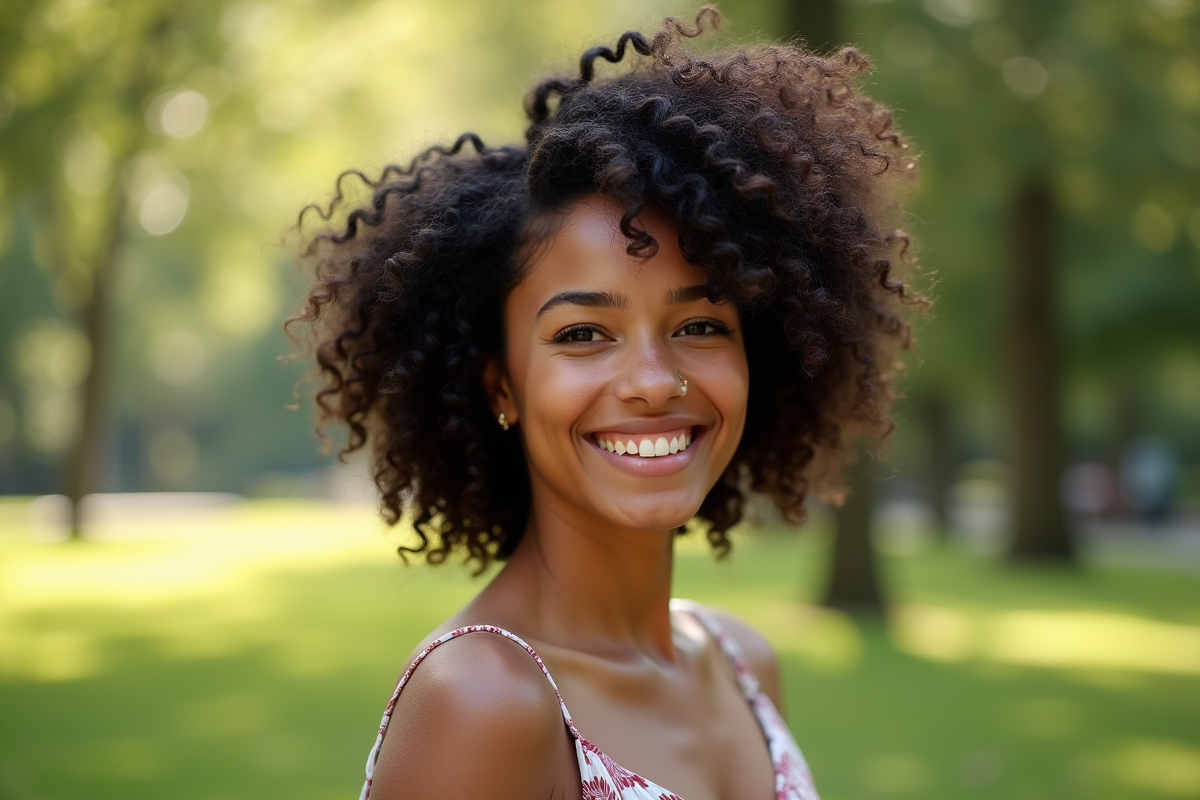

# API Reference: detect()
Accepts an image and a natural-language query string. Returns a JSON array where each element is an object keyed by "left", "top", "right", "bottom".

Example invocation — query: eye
[
  {"left": 551, "top": 324, "right": 610, "bottom": 344},
  {"left": 675, "top": 318, "right": 734, "bottom": 338}
]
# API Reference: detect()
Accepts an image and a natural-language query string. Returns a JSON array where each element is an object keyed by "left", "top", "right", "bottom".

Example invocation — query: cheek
[
  {"left": 509, "top": 350, "right": 602, "bottom": 440},
  {"left": 694, "top": 346, "right": 749, "bottom": 420},
  {"left": 716, "top": 354, "right": 750, "bottom": 442}
]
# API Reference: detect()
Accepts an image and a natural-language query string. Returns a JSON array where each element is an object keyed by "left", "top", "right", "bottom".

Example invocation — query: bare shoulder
[
  {"left": 368, "top": 630, "right": 578, "bottom": 800},
  {"left": 703, "top": 606, "right": 786, "bottom": 714}
]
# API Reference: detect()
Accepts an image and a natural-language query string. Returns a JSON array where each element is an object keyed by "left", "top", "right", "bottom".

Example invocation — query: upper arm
[
  {"left": 368, "top": 634, "right": 578, "bottom": 800},
  {"left": 706, "top": 608, "right": 786, "bottom": 717}
]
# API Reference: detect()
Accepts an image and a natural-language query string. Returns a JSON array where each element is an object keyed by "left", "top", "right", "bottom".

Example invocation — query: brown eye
[
  {"left": 552, "top": 324, "right": 608, "bottom": 344},
  {"left": 674, "top": 319, "right": 734, "bottom": 339}
]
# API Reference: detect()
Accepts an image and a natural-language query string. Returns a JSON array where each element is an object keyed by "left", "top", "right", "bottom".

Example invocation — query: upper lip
[{"left": 583, "top": 417, "right": 705, "bottom": 436}]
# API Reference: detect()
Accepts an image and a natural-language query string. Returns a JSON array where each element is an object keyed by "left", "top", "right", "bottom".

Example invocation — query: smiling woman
[{"left": 290, "top": 8, "right": 920, "bottom": 800}]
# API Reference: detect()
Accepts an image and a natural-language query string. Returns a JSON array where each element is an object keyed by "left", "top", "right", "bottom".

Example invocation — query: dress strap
[
  {"left": 361, "top": 625, "right": 580, "bottom": 800},
  {"left": 670, "top": 598, "right": 762, "bottom": 700}
]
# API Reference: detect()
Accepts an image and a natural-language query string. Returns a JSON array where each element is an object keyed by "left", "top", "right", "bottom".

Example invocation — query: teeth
[{"left": 595, "top": 429, "right": 695, "bottom": 458}]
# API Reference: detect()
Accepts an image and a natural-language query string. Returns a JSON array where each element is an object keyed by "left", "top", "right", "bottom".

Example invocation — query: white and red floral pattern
[{"left": 359, "top": 599, "right": 819, "bottom": 800}]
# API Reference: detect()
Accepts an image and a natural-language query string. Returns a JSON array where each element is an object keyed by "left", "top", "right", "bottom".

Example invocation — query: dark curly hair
[{"left": 290, "top": 8, "right": 923, "bottom": 570}]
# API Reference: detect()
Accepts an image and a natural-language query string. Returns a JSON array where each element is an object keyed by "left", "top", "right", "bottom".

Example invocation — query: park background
[{"left": 1, "top": 0, "right": 1198, "bottom": 798}]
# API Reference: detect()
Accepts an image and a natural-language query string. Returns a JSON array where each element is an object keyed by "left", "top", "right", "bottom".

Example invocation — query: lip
[
  {"left": 583, "top": 416, "right": 703, "bottom": 437},
  {"left": 584, "top": 425, "right": 708, "bottom": 477}
]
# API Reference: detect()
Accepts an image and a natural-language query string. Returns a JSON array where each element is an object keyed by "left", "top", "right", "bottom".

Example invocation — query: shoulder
[
  {"left": 368, "top": 629, "right": 577, "bottom": 800},
  {"left": 701, "top": 606, "right": 786, "bottom": 714}
]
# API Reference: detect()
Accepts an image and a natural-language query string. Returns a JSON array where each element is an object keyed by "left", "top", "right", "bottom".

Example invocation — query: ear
[{"left": 481, "top": 355, "right": 518, "bottom": 425}]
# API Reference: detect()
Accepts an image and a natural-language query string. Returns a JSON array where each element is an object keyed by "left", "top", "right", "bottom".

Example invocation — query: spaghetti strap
[
  {"left": 670, "top": 599, "right": 821, "bottom": 800},
  {"left": 360, "top": 624, "right": 581, "bottom": 800},
  {"left": 359, "top": 605, "right": 820, "bottom": 800},
  {"left": 670, "top": 598, "right": 761, "bottom": 699}
]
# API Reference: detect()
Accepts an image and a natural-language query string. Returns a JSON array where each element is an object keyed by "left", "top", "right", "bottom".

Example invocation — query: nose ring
[{"left": 679, "top": 373, "right": 688, "bottom": 397}]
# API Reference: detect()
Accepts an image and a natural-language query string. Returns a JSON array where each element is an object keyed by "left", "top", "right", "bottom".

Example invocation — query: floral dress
[{"left": 360, "top": 598, "right": 820, "bottom": 800}]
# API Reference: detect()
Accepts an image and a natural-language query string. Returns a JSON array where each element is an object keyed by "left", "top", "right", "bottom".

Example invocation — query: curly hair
[{"left": 290, "top": 8, "right": 922, "bottom": 570}]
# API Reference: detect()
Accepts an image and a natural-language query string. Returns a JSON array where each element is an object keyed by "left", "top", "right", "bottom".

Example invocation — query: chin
[{"left": 603, "top": 495, "right": 702, "bottom": 533}]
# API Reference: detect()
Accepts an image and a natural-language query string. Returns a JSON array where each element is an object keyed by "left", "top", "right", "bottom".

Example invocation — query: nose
[{"left": 613, "top": 334, "right": 682, "bottom": 407}]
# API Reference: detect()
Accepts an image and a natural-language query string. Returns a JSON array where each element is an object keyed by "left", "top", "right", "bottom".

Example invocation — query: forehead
[{"left": 511, "top": 195, "right": 709, "bottom": 307}]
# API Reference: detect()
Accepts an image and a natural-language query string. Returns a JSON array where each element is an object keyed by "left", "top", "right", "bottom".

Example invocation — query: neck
[{"left": 492, "top": 499, "right": 678, "bottom": 663}]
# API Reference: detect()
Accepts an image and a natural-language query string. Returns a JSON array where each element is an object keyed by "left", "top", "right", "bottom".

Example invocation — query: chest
[{"left": 548, "top": 651, "right": 776, "bottom": 800}]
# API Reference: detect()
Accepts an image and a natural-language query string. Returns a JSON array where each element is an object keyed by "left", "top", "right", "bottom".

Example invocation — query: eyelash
[
  {"left": 675, "top": 318, "right": 735, "bottom": 338},
  {"left": 550, "top": 318, "right": 735, "bottom": 344},
  {"left": 550, "top": 324, "right": 609, "bottom": 344}
]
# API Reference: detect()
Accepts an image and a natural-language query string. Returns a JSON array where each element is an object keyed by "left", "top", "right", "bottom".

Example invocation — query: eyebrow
[
  {"left": 663, "top": 284, "right": 710, "bottom": 305},
  {"left": 536, "top": 290, "right": 630, "bottom": 319}
]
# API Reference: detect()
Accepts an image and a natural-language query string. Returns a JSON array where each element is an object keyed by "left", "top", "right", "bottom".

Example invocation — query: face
[{"left": 488, "top": 194, "right": 749, "bottom": 533}]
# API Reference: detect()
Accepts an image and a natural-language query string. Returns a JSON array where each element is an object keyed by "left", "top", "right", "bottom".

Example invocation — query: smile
[{"left": 592, "top": 427, "right": 693, "bottom": 458}]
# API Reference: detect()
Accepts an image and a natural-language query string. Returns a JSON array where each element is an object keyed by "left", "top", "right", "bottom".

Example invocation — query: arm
[
  {"left": 706, "top": 608, "right": 786, "bottom": 718},
  {"left": 368, "top": 634, "right": 580, "bottom": 800}
]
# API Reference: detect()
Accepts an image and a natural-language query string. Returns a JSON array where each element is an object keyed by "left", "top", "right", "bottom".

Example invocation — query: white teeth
[{"left": 596, "top": 430, "right": 695, "bottom": 458}]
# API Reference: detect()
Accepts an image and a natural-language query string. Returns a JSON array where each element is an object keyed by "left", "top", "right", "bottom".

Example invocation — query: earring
[
  {"left": 679, "top": 373, "right": 688, "bottom": 397},
  {"left": 497, "top": 412, "right": 510, "bottom": 431}
]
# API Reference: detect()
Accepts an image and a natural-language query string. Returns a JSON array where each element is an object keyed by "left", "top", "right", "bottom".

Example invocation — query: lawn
[{"left": 1, "top": 498, "right": 1198, "bottom": 800}]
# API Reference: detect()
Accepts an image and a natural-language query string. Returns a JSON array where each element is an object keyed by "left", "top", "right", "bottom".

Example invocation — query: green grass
[{"left": 1, "top": 499, "right": 1198, "bottom": 800}]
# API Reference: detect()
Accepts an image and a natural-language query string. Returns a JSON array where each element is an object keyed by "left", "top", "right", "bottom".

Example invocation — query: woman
[{"left": 293, "top": 9, "right": 918, "bottom": 799}]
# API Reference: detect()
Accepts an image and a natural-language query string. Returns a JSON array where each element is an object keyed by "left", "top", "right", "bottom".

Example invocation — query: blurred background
[{"left": 1, "top": 0, "right": 1198, "bottom": 798}]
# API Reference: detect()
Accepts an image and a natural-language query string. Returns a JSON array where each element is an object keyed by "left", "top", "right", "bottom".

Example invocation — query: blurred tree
[
  {"left": 1006, "top": 176, "right": 1074, "bottom": 559},
  {"left": 0, "top": 1, "right": 685, "bottom": 513},
  {"left": 839, "top": 0, "right": 1200, "bottom": 561},
  {"left": 823, "top": 442, "right": 888, "bottom": 613},
  {"left": 0, "top": 2, "right": 227, "bottom": 534},
  {"left": 754, "top": 0, "right": 891, "bottom": 612}
]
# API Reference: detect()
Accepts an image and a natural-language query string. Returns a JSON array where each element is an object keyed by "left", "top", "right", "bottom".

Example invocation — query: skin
[{"left": 370, "top": 195, "right": 784, "bottom": 800}]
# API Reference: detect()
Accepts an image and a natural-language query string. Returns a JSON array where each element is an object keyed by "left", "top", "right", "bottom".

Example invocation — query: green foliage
[
  {"left": 839, "top": 0, "right": 1200, "bottom": 455},
  {"left": 1, "top": 0, "right": 1198, "bottom": 491},
  {"left": 0, "top": 0, "right": 684, "bottom": 492}
]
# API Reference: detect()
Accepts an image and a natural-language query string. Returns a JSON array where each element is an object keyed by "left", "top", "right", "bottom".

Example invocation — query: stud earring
[
  {"left": 497, "top": 412, "right": 510, "bottom": 431},
  {"left": 679, "top": 373, "right": 688, "bottom": 397}
]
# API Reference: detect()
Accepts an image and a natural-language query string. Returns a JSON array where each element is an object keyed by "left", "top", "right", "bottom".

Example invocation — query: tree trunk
[
  {"left": 822, "top": 442, "right": 886, "bottom": 613},
  {"left": 63, "top": 197, "right": 125, "bottom": 538},
  {"left": 1005, "top": 177, "right": 1076, "bottom": 561},
  {"left": 1107, "top": 387, "right": 1138, "bottom": 519},
  {"left": 60, "top": 11, "right": 173, "bottom": 538},
  {"left": 922, "top": 395, "right": 955, "bottom": 537},
  {"left": 781, "top": 0, "right": 888, "bottom": 610}
]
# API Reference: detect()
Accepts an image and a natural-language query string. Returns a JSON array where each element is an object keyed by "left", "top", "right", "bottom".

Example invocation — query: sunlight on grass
[
  {"left": 0, "top": 500, "right": 403, "bottom": 683},
  {"left": 1117, "top": 739, "right": 1200, "bottom": 797},
  {"left": 758, "top": 602, "right": 866, "bottom": 673},
  {"left": 893, "top": 604, "right": 1200, "bottom": 676},
  {"left": 2, "top": 497, "right": 1199, "bottom": 800}
]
